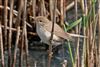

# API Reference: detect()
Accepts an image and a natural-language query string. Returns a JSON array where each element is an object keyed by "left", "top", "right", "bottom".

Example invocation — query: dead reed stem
[
  {"left": 12, "top": 27, "right": 20, "bottom": 67},
  {"left": 74, "top": 0, "right": 80, "bottom": 67},
  {"left": 48, "top": 0, "right": 57, "bottom": 67},
  {"left": 65, "top": 1, "right": 74, "bottom": 12},
  {"left": 81, "top": 0, "right": 88, "bottom": 67},
  {"left": 0, "top": 5, "right": 18, "bottom": 16},
  {"left": 40, "top": 0, "right": 46, "bottom": 16},
  {"left": 20, "top": 26, "right": 24, "bottom": 67},
  {"left": 20, "top": 28, "right": 24, "bottom": 67},
  {"left": 48, "top": 0, "right": 54, "bottom": 67},
  {"left": 0, "top": 22, "right": 4, "bottom": 67},
  {"left": 60, "top": 0, "right": 67, "bottom": 67},
  {"left": 98, "top": 0, "right": 100, "bottom": 66},
  {"left": 0, "top": 1, "right": 4, "bottom": 67},
  {"left": 23, "top": 0, "right": 29, "bottom": 66},
  {"left": 48, "top": 0, "right": 53, "bottom": 67},
  {"left": 60, "top": 0, "right": 64, "bottom": 27},
  {"left": 4, "top": 0, "right": 8, "bottom": 51},
  {"left": 0, "top": 0, "right": 99, "bottom": 67},
  {"left": 32, "top": 0, "right": 36, "bottom": 17},
  {"left": 8, "top": 0, "right": 14, "bottom": 66},
  {"left": 12, "top": 0, "right": 23, "bottom": 67},
  {"left": 49, "top": 0, "right": 53, "bottom": 21},
  {"left": 1, "top": 25, "right": 36, "bottom": 36},
  {"left": 0, "top": 5, "right": 32, "bottom": 28}
]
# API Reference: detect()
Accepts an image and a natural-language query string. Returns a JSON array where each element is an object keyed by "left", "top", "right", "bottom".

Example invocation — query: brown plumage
[
  {"left": 35, "top": 16, "right": 72, "bottom": 45},
  {"left": 34, "top": 16, "right": 86, "bottom": 45},
  {"left": 35, "top": 16, "right": 72, "bottom": 40}
]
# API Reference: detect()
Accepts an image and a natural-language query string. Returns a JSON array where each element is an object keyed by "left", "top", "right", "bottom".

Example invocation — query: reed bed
[{"left": 0, "top": 0, "right": 99, "bottom": 67}]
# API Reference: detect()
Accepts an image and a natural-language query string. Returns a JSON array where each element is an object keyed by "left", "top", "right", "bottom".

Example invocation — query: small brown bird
[{"left": 33, "top": 16, "right": 85, "bottom": 46}]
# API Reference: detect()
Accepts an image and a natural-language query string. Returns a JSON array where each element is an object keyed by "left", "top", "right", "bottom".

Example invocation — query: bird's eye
[{"left": 40, "top": 20, "right": 42, "bottom": 22}]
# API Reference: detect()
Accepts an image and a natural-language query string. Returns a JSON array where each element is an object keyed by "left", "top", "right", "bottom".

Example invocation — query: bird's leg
[{"left": 40, "top": 40, "right": 43, "bottom": 43}]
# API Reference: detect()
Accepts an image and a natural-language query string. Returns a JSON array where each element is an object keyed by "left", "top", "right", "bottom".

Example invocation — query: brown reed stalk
[
  {"left": 23, "top": 0, "right": 29, "bottom": 66},
  {"left": 8, "top": 0, "right": 14, "bottom": 67},
  {"left": 19, "top": 1, "right": 24, "bottom": 66},
  {"left": 48, "top": 0, "right": 57, "bottom": 67},
  {"left": 60, "top": 0, "right": 64, "bottom": 27},
  {"left": 1, "top": 25, "right": 36, "bottom": 36},
  {"left": 0, "top": 5, "right": 18, "bottom": 16},
  {"left": 19, "top": 1, "right": 26, "bottom": 66},
  {"left": 65, "top": 1, "right": 74, "bottom": 12},
  {"left": 24, "top": 12, "right": 29, "bottom": 67},
  {"left": 12, "top": 28, "right": 20, "bottom": 67},
  {"left": 40, "top": 0, "right": 43, "bottom": 16},
  {"left": 0, "top": 22, "right": 4, "bottom": 67},
  {"left": 0, "top": 1, "right": 4, "bottom": 67},
  {"left": 81, "top": 0, "right": 88, "bottom": 67},
  {"left": 74, "top": 0, "right": 81, "bottom": 67},
  {"left": 80, "top": 0, "right": 84, "bottom": 13},
  {"left": 85, "top": 21, "right": 89, "bottom": 67},
  {"left": 32, "top": 0, "right": 36, "bottom": 17},
  {"left": 12, "top": 0, "right": 23, "bottom": 67},
  {"left": 98, "top": 0, "right": 100, "bottom": 66},
  {"left": 90, "top": 6, "right": 97, "bottom": 67},
  {"left": 40, "top": 0, "right": 46, "bottom": 16},
  {"left": 0, "top": 5, "right": 32, "bottom": 28},
  {"left": 49, "top": 0, "right": 53, "bottom": 21},
  {"left": 92, "top": 15, "right": 98, "bottom": 67},
  {"left": 4, "top": 0, "right": 8, "bottom": 51},
  {"left": 20, "top": 28, "right": 24, "bottom": 67},
  {"left": 89, "top": 21, "right": 94, "bottom": 67},
  {"left": 48, "top": 0, "right": 53, "bottom": 67},
  {"left": 60, "top": 0, "right": 67, "bottom": 67},
  {"left": 87, "top": 0, "right": 97, "bottom": 66},
  {"left": 74, "top": 1, "right": 78, "bottom": 67}
]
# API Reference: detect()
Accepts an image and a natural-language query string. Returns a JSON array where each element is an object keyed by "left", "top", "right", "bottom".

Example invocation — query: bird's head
[
  {"left": 30, "top": 16, "right": 51, "bottom": 26},
  {"left": 34, "top": 16, "right": 50, "bottom": 26}
]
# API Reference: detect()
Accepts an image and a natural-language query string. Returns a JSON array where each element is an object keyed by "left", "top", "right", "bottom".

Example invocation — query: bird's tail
[{"left": 66, "top": 32, "right": 87, "bottom": 38}]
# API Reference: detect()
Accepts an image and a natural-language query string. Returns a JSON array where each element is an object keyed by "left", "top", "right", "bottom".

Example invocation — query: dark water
[
  {"left": 0, "top": 42, "right": 76, "bottom": 67},
  {"left": 27, "top": 43, "right": 75, "bottom": 67},
  {"left": 28, "top": 49, "right": 72, "bottom": 67}
]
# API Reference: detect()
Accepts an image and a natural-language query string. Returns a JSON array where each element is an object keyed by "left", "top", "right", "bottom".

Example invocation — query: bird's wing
[
  {"left": 35, "top": 16, "right": 86, "bottom": 40},
  {"left": 34, "top": 16, "right": 71, "bottom": 40},
  {"left": 44, "top": 22, "right": 72, "bottom": 40}
]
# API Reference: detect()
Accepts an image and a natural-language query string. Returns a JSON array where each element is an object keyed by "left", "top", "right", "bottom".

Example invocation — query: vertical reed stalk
[
  {"left": 89, "top": 0, "right": 96, "bottom": 67},
  {"left": 49, "top": 0, "right": 53, "bottom": 21},
  {"left": 60, "top": 0, "right": 64, "bottom": 27},
  {"left": 12, "top": 0, "right": 23, "bottom": 67},
  {"left": 23, "top": 0, "right": 29, "bottom": 66},
  {"left": 4, "top": 0, "right": 8, "bottom": 50},
  {"left": 0, "top": 22, "right": 4, "bottom": 67},
  {"left": 8, "top": 0, "right": 14, "bottom": 66},
  {"left": 0, "top": 1, "right": 4, "bottom": 67},
  {"left": 98, "top": 0, "right": 100, "bottom": 67},
  {"left": 40, "top": 0, "right": 46, "bottom": 16},
  {"left": 20, "top": 29, "right": 24, "bottom": 67},
  {"left": 74, "top": 0, "right": 80, "bottom": 67},
  {"left": 48, "top": 0, "right": 53, "bottom": 67},
  {"left": 32, "top": 0, "right": 36, "bottom": 17},
  {"left": 81, "top": 0, "right": 88, "bottom": 67},
  {"left": 48, "top": 0, "right": 57, "bottom": 67},
  {"left": 60, "top": 0, "right": 67, "bottom": 67}
]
